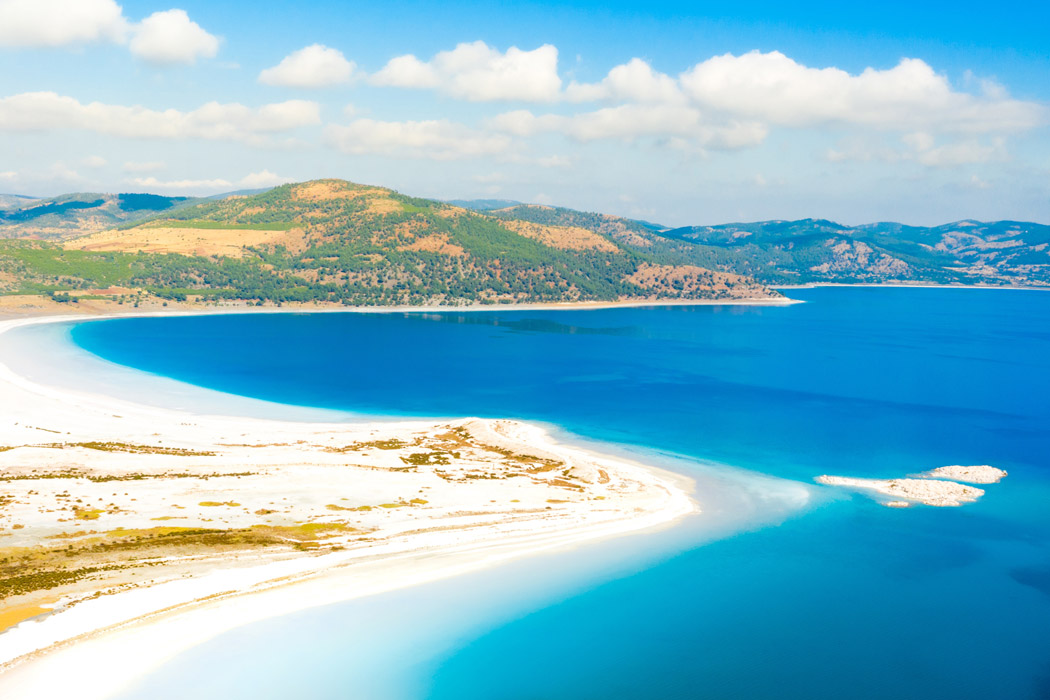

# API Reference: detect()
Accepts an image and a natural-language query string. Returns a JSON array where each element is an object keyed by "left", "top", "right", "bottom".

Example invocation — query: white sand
[
  {"left": 921, "top": 465, "right": 1008, "bottom": 484},
  {"left": 816, "top": 475, "right": 985, "bottom": 507},
  {"left": 817, "top": 461, "right": 1008, "bottom": 507},
  {"left": 0, "top": 314, "right": 697, "bottom": 699}
]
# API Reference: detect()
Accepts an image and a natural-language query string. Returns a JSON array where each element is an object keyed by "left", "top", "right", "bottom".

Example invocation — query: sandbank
[{"left": 0, "top": 312, "right": 697, "bottom": 698}]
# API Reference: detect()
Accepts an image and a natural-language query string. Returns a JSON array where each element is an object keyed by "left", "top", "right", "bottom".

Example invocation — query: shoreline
[
  {"left": 774, "top": 281, "right": 1049, "bottom": 291},
  {"left": 0, "top": 312, "right": 699, "bottom": 698},
  {"left": 0, "top": 293, "right": 800, "bottom": 322}
]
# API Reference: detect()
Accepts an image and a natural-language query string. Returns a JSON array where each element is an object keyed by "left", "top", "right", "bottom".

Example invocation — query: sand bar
[{"left": 0, "top": 313, "right": 697, "bottom": 698}]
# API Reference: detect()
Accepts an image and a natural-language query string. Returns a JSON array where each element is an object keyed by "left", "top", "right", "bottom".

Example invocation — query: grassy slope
[{"left": 0, "top": 180, "right": 773, "bottom": 305}]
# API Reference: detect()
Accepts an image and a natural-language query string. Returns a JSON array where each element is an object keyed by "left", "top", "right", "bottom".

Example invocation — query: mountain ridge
[{"left": 0, "top": 179, "right": 774, "bottom": 306}]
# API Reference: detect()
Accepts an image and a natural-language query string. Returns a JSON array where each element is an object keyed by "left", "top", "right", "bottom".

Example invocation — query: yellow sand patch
[
  {"left": 398, "top": 234, "right": 466, "bottom": 257},
  {"left": 0, "top": 603, "right": 52, "bottom": 633},
  {"left": 67, "top": 227, "right": 298, "bottom": 258},
  {"left": 499, "top": 219, "right": 621, "bottom": 253}
]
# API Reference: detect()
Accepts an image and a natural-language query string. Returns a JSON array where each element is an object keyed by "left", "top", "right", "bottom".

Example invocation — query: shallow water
[{"left": 36, "top": 288, "right": 1050, "bottom": 698}]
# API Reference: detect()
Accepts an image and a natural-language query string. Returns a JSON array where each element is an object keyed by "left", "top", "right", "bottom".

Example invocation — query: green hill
[
  {"left": 487, "top": 205, "right": 1050, "bottom": 287},
  {"left": 0, "top": 193, "right": 193, "bottom": 240},
  {"left": 660, "top": 219, "right": 1050, "bottom": 286},
  {"left": 0, "top": 180, "right": 775, "bottom": 306}
]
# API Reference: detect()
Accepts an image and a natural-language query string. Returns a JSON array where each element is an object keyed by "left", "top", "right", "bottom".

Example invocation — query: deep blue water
[{"left": 67, "top": 287, "right": 1050, "bottom": 700}]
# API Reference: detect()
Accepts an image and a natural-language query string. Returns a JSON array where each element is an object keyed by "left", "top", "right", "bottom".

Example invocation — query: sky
[{"left": 0, "top": 0, "right": 1047, "bottom": 226}]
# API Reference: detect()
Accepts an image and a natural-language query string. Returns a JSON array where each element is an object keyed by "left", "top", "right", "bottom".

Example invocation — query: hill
[
  {"left": 0, "top": 180, "right": 775, "bottom": 306},
  {"left": 0, "top": 194, "right": 39, "bottom": 211},
  {"left": 485, "top": 205, "right": 1050, "bottom": 287},
  {"left": 0, "top": 193, "right": 193, "bottom": 240},
  {"left": 660, "top": 219, "right": 1050, "bottom": 286}
]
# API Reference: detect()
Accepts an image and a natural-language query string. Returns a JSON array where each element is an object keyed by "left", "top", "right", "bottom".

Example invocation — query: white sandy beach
[{"left": 0, "top": 312, "right": 698, "bottom": 699}]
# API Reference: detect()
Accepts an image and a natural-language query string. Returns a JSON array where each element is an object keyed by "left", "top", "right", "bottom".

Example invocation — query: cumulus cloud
[
  {"left": 679, "top": 51, "right": 1045, "bottom": 133},
  {"left": 827, "top": 133, "right": 1009, "bottom": 168},
  {"left": 0, "top": 92, "right": 320, "bottom": 143},
  {"left": 0, "top": 0, "right": 128, "bottom": 47},
  {"left": 128, "top": 9, "right": 219, "bottom": 65},
  {"left": 371, "top": 41, "right": 562, "bottom": 102},
  {"left": 239, "top": 169, "right": 294, "bottom": 187},
  {"left": 491, "top": 104, "right": 767, "bottom": 150},
  {"left": 259, "top": 44, "right": 356, "bottom": 88},
  {"left": 325, "top": 118, "right": 512, "bottom": 160},
  {"left": 129, "top": 176, "right": 233, "bottom": 192},
  {"left": 566, "top": 58, "right": 682, "bottom": 103},
  {"left": 906, "top": 134, "right": 1007, "bottom": 167},
  {"left": 129, "top": 170, "right": 292, "bottom": 194},
  {"left": 476, "top": 49, "right": 1042, "bottom": 159},
  {"left": 0, "top": 1, "right": 219, "bottom": 66}
]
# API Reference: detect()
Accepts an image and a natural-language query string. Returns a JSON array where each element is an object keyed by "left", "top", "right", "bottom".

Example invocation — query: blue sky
[{"left": 1, "top": 0, "right": 1047, "bottom": 225}]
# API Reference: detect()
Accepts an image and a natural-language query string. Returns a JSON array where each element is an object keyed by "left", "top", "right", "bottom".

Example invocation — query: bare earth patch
[
  {"left": 66, "top": 227, "right": 297, "bottom": 258},
  {"left": 499, "top": 219, "right": 621, "bottom": 253}
]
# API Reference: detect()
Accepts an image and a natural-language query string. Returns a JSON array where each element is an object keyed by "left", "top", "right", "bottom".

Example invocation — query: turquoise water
[{"left": 63, "top": 288, "right": 1050, "bottom": 699}]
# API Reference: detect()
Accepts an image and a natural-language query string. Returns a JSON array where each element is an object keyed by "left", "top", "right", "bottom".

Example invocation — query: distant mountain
[
  {"left": 0, "top": 192, "right": 194, "bottom": 240},
  {"left": 484, "top": 204, "right": 1050, "bottom": 287},
  {"left": 205, "top": 187, "right": 276, "bottom": 200},
  {"left": 446, "top": 198, "right": 522, "bottom": 211},
  {"left": 660, "top": 218, "right": 1050, "bottom": 286},
  {"left": 0, "top": 194, "right": 39, "bottom": 210},
  {"left": 0, "top": 179, "right": 775, "bottom": 306}
]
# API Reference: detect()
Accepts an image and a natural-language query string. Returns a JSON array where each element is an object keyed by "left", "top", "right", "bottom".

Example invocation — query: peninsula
[{"left": 0, "top": 313, "right": 695, "bottom": 697}]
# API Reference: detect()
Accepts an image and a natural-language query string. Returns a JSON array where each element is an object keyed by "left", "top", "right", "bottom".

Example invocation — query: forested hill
[
  {"left": 488, "top": 205, "right": 1050, "bottom": 287},
  {"left": 0, "top": 180, "right": 775, "bottom": 306},
  {"left": 0, "top": 192, "right": 192, "bottom": 239},
  {"left": 660, "top": 219, "right": 1050, "bottom": 286}
]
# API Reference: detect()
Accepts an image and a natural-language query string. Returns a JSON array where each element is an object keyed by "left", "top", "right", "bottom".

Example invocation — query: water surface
[{"left": 56, "top": 288, "right": 1050, "bottom": 699}]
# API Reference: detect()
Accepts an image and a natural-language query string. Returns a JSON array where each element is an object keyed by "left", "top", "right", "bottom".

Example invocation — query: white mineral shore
[
  {"left": 815, "top": 476, "right": 985, "bottom": 506},
  {"left": 0, "top": 314, "right": 697, "bottom": 699},
  {"left": 817, "top": 463, "right": 1008, "bottom": 507},
  {"left": 920, "top": 465, "right": 1008, "bottom": 484}
]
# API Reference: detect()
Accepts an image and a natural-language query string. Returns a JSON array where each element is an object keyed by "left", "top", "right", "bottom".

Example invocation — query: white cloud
[
  {"left": 239, "top": 169, "right": 293, "bottom": 187},
  {"left": 828, "top": 133, "right": 1008, "bottom": 168},
  {"left": 491, "top": 104, "right": 767, "bottom": 149},
  {"left": 0, "top": 2, "right": 219, "bottom": 67},
  {"left": 325, "top": 118, "right": 512, "bottom": 160},
  {"left": 130, "top": 176, "right": 232, "bottom": 192},
  {"left": 566, "top": 58, "right": 682, "bottom": 103},
  {"left": 0, "top": 92, "right": 320, "bottom": 142},
  {"left": 129, "top": 171, "right": 293, "bottom": 194},
  {"left": 679, "top": 51, "right": 1045, "bottom": 133},
  {"left": 128, "top": 9, "right": 220, "bottom": 65},
  {"left": 259, "top": 44, "right": 356, "bottom": 88},
  {"left": 968, "top": 174, "right": 991, "bottom": 190},
  {"left": 0, "top": 170, "right": 16, "bottom": 181},
  {"left": 371, "top": 41, "right": 562, "bottom": 102},
  {"left": 910, "top": 136, "right": 1007, "bottom": 168},
  {"left": 0, "top": 0, "right": 128, "bottom": 47},
  {"left": 82, "top": 155, "right": 107, "bottom": 168},
  {"left": 47, "top": 162, "right": 84, "bottom": 183}
]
